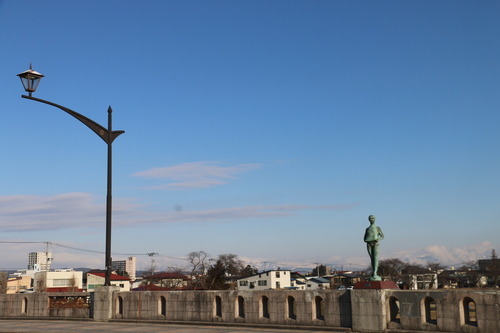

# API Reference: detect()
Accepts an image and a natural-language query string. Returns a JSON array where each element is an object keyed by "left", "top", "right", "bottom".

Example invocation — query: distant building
[
  {"left": 86, "top": 272, "right": 131, "bottom": 292},
  {"left": 6, "top": 276, "right": 32, "bottom": 294},
  {"left": 112, "top": 256, "right": 136, "bottom": 280},
  {"left": 34, "top": 269, "right": 83, "bottom": 292},
  {"left": 28, "top": 252, "right": 52, "bottom": 271},
  {"left": 305, "top": 277, "right": 331, "bottom": 290},
  {"left": 237, "top": 270, "right": 291, "bottom": 290},
  {"left": 143, "top": 272, "right": 189, "bottom": 289},
  {"left": 408, "top": 273, "right": 438, "bottom": 290}
]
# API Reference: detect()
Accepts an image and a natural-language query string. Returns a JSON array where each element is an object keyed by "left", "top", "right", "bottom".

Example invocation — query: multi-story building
[
  {"left": 6, "top": 276, "right": 32, "bottom": 294},
  {"left": 28, "top": 252, "right": 52, "bottom": 271},
  {"left": 237, "top": 270, "right": 291, "bottom": 290},
  {"left": 33, "top": 269, "right": 83, "bottom": 292},
  {"left": 112, "top": 256, "right": 136, "bottom": 280},
  {"left": 86, "top": 272, "right": 131, "bottom": 292}
]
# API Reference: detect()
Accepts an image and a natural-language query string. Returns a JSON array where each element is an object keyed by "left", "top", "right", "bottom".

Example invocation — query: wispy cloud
[
  {"left": 131, "top": 161, "right": 262, "bottom": 190},
  {"left": 388, "top": 241, "right": 494, "bottom": 266},
  {"left": 0, "top": 193, "right": 355, "bottom": 232},
  {"left": 0, "top": 193, "right": 141, "bottom": 232}
]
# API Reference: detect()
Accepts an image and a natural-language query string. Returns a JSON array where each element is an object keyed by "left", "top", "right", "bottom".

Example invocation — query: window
[
  {"left": 260, "top": 296, "right": 269, "bottom": 319},
  {"left": 462, "top": 297, "right": 477, "bottom": 327},
  {"left": 22, "top": 297, "right": 28, "bottom": 314},
  {"left": 258, "top": 280, "right": 267, "bottom": 286},
  {"left": 158, "top": 296, "right": 166, "bottom": 316},
  {"left": 287, "top": 296, "right": 296, "bottom": 320},
  {"left": 388, "top": 296, "right": 400, "bottom": 323},
  {"left": 239, "top": 281, "right": 248, "bottom": 287},
  {"left": 237, "top": 296, "right": 245, "bottom": 318},
  {"left": 314, "top": 296, "right": 324, "bottom": 320},
  {"left": 423, "top": 297, "right": 436, "bottom": 324},
  {"left": 214, "top": 296, "right": 222, "bottom": 317},
  {"left": 53, "top": 279, "right": 71, "bottom": 286},
  {"left": 276, "top": 272, "right": 280, "bottom": 278},
  {"left": 116, "top": 296, "right": 123, "bottom": 316}
]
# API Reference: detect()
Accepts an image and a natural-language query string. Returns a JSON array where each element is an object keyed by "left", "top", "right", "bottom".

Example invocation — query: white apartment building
[
  {"left": 237, "top": 270, "right": 291, "bottom": 290},
  {"left": 33, "top": 269, "right": 83, "bottom": 292},
  {"left": 28, "top": 252, "right": 52, "bottom": 271},
  {"left": 86, "top": 272, "right": 131, "bottom": 292},
  {"left": 112, "top": 256, "right": 136, "bottom": 280}
]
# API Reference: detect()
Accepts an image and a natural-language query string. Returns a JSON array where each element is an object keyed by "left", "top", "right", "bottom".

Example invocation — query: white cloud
[
  {"left": 0, "top": 193, "right": 141, "bottom": 232},
  {"left": 131, "top": 161, "right": 262, "bottom": 190},
  {"left": 0, "top": 193, "right": 355, "bottom": 232},
  {"left": 387, "top": 241, "right": 495, "bottom": 267}
]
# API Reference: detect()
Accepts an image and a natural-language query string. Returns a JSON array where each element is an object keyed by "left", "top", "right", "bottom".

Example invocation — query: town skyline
[{"left": 1, "top": 2, "right": 499, "bottom": 274}]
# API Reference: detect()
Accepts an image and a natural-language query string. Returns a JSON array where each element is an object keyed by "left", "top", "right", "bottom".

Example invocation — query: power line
[{"left": 0, "top": 241, "right": 156, "bottom": 256}]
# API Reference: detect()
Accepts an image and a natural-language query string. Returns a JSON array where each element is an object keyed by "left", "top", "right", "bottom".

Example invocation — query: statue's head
[{"left": 368, "top": 215, "right": 376, "bottom": 224}]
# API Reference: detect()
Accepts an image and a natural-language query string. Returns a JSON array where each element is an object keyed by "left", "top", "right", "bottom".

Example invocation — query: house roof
[
  {"left": 143, "top": 272, "right": 188, "bottom": 280},
  {"left": 308, "top": 277, "right": 330, "bottom": 284},
  {"left": 237, "top": 269, "right": 291, "bottom": 280},
  {"left": 88, "top": 272, "right": 131, "bottom": 281}
]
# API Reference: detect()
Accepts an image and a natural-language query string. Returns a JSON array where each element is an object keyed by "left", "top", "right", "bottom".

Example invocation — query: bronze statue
[{"left": 364, "top": 215, "right": 384, "bottom": 281}]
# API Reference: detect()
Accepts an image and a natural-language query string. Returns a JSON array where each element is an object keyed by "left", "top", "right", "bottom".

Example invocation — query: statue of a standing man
[{"left": 364, "top": 215, "right": 384, "bottom": 281}]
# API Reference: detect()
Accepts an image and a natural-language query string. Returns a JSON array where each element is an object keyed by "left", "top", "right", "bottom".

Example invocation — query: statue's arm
[{"left": 377, "top": 227, "right": 384, "bottom": 241}]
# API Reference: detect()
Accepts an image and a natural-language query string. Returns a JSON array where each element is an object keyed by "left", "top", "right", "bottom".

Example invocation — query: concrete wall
[
  {"left": 0, "top": 292, "right": 91, "bottom": 318},
  {"left": 0, "top": 289, "right": 499, "bottom": 332},
  {"left": 111, "top": 289, "right": 351, "bottom": 328}
]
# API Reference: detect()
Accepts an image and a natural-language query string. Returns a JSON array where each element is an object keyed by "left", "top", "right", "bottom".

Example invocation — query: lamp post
[{"left": 17, "top": 64, "right": 125, "bottom": 287}]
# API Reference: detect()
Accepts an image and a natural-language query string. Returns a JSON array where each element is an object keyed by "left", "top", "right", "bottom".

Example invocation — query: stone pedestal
[
  {"left": 353, "top": 281, "right": 399, "bottom": 289},
  {"left": 93, "top": 286, "right": 120, "bottom": 321}
]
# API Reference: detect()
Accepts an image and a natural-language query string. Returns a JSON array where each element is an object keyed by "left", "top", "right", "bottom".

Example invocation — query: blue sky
[{"left": 1, "top": 1, "right": 499, "bottom": 273}]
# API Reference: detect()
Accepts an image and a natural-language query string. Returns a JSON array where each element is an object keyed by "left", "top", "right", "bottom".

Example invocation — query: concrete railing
[
  {"left": 0, "top": 292, "right": 91, "bottom": 319},
  {"left": 1, "top": 288, "right": 499, "bottom": 332}
]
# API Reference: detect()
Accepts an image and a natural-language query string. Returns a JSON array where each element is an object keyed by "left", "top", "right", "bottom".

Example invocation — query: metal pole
[
  {"left": 19, "top": 95, "right": 124, "bottom": 287},
  {"left": 105, "top": 106, "right": 113, "bottom": 286}
]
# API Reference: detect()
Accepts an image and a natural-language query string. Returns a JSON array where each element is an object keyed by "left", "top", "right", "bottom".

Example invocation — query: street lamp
[
  {"left": 17, "top": 64, "right": 44, "bottom": 97},
  {"left": 17, "top": 64, "right": 125, "bottom": 287}
]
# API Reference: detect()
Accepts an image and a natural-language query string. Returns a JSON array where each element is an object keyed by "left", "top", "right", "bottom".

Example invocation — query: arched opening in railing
[
  {"left": 236, "top": 296, "right": 245, "bottom": 318},
  {"left": 314, "top": 296, "right": 324, "bottom": 320},
  {"left": 214, "top": 296, "right": 222, "bottom": 318},
  {"left": 287, "top": 296, "right": 296, "bottom": 320},
  {"left": 116, "top": 296, "right": 123, "bottom": 316},
  {"left": 22, "top": 297, "right": 28, "bottom": 314},
  {"left": 423, "top": 297, "right": 437, "bottom": 324},
  {"left": 388, "top": 296, "right": 400, "bottom": 323},
  {"left": 158, "top": 296, "right": 166, "bottom": 316},
  {"left": 260, "top": 296, "right": 270, "bottom": 319},
  {"left": 462, "top": 297, "right": 477, "bottom": 327}
]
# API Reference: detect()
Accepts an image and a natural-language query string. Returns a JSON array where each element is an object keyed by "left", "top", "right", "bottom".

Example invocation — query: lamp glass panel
[
  {"left": 20, "top": 77, "right": 30, "bottom": 91},
  {"left": 30, "top": 78, "right": 40, "bottom": 91}
]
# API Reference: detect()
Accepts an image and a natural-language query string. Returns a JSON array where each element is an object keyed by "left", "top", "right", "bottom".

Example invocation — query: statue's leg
[{"left": 372, "top": 243, "right": 379, "bottom": 277}]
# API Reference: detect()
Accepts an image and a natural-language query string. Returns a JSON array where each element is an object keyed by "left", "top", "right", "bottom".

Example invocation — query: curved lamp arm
[{"left": 22, "top": 95, "right": 125, "bottom": 144}]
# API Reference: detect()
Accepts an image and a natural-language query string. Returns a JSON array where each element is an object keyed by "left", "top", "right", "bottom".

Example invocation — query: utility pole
[{"left": 146, "top": 252, "right": 159, "bottom": 275}]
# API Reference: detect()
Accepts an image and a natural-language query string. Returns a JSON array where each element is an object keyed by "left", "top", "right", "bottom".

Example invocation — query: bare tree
[
  {"left": 460, "top": 260, "right": 483, "bottom": 287},
  {"left": 34, "top": 272, "right": 47, "bottom": 293},
  {"left": 187, "top": 251, "right": 211, "bottom": 289},
  {"left": 376, "top": 258, "right": 407, "bottom": 282},
  {"left": 0, "top": 272, "right": 7, "bottom": 294},
  {"left": 426, "top": 261, "right": 445, "bottom": 273}
]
